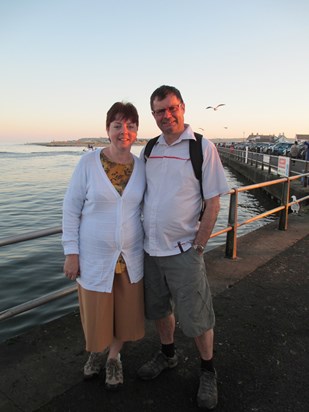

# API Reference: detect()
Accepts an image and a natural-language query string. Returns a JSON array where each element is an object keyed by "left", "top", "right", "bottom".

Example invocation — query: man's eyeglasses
[{"left": 152, "top": 104, "right": 182, "bottom": 118}]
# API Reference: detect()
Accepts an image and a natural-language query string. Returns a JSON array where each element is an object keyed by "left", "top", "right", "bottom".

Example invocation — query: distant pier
[{"left": 218, "top": 148, "right": 309, "bottom": 204}]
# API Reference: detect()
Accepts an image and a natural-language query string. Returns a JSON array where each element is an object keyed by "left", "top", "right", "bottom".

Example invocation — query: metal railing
[
  {"left": 1, "top": 173, "right": 308, "bottom": 322},
  {"left": 218, "top": 146, "right": 309, "bottom": 187}
]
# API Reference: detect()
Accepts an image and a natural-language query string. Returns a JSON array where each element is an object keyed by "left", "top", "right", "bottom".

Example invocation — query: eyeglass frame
[{"left": 152, "top": 103, "right": 183, "bottom": 118}]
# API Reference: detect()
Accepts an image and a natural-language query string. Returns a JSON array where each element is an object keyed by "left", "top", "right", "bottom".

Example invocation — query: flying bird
[
  {"left": 291, "top": 195, "right": 300, "bottom": 214},
  {"left": 206, "top": 104, "right": 225, "bottom": 111}
]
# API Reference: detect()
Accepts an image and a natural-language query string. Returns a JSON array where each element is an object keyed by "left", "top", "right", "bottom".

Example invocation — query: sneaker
[
  {"left": 105, "top": 354, "right": 123, "bottom": 390},
  {"left": 83, "top": 352, "right": 106, "bottom": 380},
  {"left": 137, "top": 351, "right": 178, "bottom": 380},
  {"left": 197, "top": 369, "right": 218, "bottom": 410}
]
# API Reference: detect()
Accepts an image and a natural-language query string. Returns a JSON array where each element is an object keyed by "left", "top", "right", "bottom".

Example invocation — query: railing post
[
  {"left": 279, "top": 178, "right": 290, "bottom": 230},
  {"left": 225, "top": 188, "right": 238, "bottom": 259}
]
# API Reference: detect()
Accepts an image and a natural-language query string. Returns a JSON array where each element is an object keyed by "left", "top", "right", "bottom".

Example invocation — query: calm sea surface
[{"left": 0, "top": 143, "right": 276, "bottom": 342}]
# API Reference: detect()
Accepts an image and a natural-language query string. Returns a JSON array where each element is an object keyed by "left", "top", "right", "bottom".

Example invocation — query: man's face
[{"left": 152, "top": 93, "right": 185, "bottom": 136}]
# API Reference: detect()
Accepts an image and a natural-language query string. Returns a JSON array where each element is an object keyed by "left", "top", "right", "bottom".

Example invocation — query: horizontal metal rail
[
  {"left": 0, "top": 226, "right": 62, "bottom": 247},
  {"left": 0, "top": 285, "right": 77, "bottom": 322},
  {"left": 1, "top": 172, "right": 308, "bottom": 322}
]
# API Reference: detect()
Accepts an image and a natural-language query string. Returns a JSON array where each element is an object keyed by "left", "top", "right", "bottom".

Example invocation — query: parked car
[
  {"left": 267, "top": 143, "right": 276, "bottom": 154},
  {"left": 255, "top": 143, "right": 266, "bottom": 153},
  {"left": 261, "top": 143, "right": 272, "bottom": 153},
  {"left": 234, "top": 143, "right": 247, "bottom": 150},
  {"left": 272, "top": 142, "right": 293, "bottom": 156},
  {"left": 247, "top": 143, "right": 257, "bottom": 152}
]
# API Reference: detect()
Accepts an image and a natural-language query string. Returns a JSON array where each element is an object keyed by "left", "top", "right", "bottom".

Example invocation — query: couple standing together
[{"left": 62, "top": 85, "right": 229, "bottom": 410}]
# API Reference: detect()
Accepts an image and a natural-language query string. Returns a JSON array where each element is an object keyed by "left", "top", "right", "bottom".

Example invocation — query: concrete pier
[
  {"left": 0, "top": 213, "right": 308, "bottom": 412},
  {"left": 220, "top": 151, "right": 309, "bottom": 203}
]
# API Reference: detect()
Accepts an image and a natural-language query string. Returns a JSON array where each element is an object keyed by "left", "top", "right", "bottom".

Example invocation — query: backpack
[{"left": 144, "top": 132, "right": 205, "bottom": 219}]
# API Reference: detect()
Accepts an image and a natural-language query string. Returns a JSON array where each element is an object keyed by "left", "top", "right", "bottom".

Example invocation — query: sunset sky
[{"left": 1, "top": 0, "right": 308, "bottom": 143}]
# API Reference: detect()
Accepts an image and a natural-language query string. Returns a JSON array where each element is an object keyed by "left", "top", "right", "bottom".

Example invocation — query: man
[
  {"left": 290, "top": 141, "right": 299, "bottom": 160},
  {"left": 305, "top": 141, "right": 309, "bottom": 161},
  {"left": 138, "top": 85, "right": 229, "bottom": 409}
]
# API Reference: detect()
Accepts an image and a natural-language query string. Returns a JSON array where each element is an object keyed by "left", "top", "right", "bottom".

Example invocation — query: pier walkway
[{"left": 0, "top": 213, "right": 308, "bottom": 412}]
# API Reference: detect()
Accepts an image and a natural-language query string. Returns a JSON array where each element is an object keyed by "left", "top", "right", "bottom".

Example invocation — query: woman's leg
[{"left": 107, "top": 337, "right": 123, "bottom": 359}]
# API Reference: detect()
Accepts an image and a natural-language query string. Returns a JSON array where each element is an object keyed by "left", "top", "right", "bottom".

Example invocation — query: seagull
[
  {"left": 291, "top": 195, "right": 300, "bottom": 214},
  {"left": 206, "top": 104, "right": 225, "bottom": 111}
]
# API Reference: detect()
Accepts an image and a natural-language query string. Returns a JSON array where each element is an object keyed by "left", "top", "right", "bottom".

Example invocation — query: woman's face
[{"left": 107, "top": 114, "right": 138, "bottom": 151}]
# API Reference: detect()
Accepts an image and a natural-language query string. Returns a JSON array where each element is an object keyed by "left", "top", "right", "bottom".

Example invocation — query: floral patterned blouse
[{"left": 100, "top": 150, "right": 134, "bottom": 274}]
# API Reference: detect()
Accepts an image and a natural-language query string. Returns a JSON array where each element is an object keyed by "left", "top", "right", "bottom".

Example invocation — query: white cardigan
[{"left": 62, "top": 149, "right": 146, "bottom": 292}]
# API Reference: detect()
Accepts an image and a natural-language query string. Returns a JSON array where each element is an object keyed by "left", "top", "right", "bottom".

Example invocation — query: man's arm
[{"left": 193, "top": 195, "right": 220, "bottom": 252}]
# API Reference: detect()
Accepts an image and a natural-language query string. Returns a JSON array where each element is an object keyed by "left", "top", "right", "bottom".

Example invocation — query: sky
[{"left": 1, "top": 0, "right": 308, "bottom": 143}]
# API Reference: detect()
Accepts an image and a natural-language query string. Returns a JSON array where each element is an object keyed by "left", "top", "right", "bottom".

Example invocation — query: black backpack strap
[
  {"left": 190, "top": 132, "right": 205, "bottom": 219},
  {"left": 144, "top": 135, "right": 160, "bottom": 162},
  {"left": 190, "top": 133, "right": 203, "bottom": 182}
]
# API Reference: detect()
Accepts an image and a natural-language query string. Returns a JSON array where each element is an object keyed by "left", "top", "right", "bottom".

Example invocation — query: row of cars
[{"left": 227, "top": 142, "right": 307, "bottom": 159}]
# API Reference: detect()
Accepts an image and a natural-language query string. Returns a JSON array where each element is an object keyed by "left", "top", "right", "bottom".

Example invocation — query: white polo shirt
[{"left": 142, "top": 125, "right": 229, "bottom": 257}]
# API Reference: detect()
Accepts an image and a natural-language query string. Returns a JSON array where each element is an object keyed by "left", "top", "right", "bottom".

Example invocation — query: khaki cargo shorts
[{"left": 144, "top": 247, "right": 215, "bottom": 337}]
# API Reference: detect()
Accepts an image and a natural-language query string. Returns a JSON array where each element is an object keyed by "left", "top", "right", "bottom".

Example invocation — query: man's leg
[
  {"left": 194, "top": 328, "right": 214, "bottom": 360},
  {"left": 137, "top": 314, "right": 178, "bottom": 380},
  {"left": 195, "top": 329, "right": 218, "bottom": 410},
  {"left": 138, "top": 254, "right": 178, "bottom": 380},
  {"left": 155, "top": 313, "right": 175, "bottom": 344}
]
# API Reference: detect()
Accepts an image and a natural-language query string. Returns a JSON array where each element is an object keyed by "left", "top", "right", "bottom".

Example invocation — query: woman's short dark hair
[
  {"left": 106, "top": 102, "right": 139, "bottom": 129},
  {"left": 150, "top": 85, "right": 184, "bottom": 110}
]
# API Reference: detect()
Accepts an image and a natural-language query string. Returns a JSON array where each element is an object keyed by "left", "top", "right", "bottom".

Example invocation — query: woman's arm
[{"left": 64, "top": 254, "right": 80, "bottom": 280}]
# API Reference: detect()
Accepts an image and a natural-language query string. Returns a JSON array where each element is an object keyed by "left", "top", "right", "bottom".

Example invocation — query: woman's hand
[{"left": 64, "top": 254, "right": 80, "bottom": 280}]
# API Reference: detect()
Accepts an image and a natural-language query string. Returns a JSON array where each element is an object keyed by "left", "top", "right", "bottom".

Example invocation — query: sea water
[{"left": 0, "top": 143, "right": 275, "bottom": 342}]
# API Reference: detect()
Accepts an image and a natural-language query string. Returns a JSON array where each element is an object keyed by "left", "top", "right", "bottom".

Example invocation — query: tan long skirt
[{"left": 78, "top": 270, "right": 145, "bottom": 352}]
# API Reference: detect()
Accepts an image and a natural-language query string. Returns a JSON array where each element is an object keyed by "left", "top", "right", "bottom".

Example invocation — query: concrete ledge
[{"left": 206, "top": 213, "right": 309, "bottom": 296}]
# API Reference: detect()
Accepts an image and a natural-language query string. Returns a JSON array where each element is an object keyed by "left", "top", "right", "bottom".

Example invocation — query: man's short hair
[{"left": 150, "top": 85, "right": 184, "bottom": 110}]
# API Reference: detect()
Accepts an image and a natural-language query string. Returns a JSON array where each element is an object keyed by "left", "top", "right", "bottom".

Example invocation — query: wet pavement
[{"left": 0, "top": 213, "right": 308, "bottom": 412}]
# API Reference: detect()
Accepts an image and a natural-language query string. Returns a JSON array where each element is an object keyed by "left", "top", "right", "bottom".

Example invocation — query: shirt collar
[{"left": 158, "top": 124, "right": 196, "bottom": 146}]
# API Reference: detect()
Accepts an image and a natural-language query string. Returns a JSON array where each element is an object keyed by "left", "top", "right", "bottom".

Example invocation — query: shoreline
[{"left": 26, "top": 138, "right": 148, "bottom": 147}]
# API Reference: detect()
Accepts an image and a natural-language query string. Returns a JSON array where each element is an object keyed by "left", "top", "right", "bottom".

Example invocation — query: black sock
[
  {"left": 201, "top": 357, "right": 215, "bottom": 373},
  {"left": 161, "top": 343, "right": 175, "bottom": 358}
]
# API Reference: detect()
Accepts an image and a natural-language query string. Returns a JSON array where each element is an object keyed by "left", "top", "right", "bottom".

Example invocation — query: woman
[{"left": 62, "top": 102, "right": 145, "bottom": 390}]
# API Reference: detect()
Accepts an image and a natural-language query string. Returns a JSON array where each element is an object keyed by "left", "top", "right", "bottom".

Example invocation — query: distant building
[
  {"left": 295, "top": 134, "right": 309, "bottom": 142},
  {"left": 247, "top": 133, "right": 276, "bottom": 143},
  {"left": 275, "top": 133, "right": 288, "bottom": 143},
  {"left": 246, "top": 133, "right": 288, "bottom": 143}
]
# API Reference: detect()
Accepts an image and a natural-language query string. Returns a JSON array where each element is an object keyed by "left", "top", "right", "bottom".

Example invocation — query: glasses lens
[
  {"left": 153, "top": 104, "right": 181, "bottom": 117},
  {"left": 156, "top": 109, "right": 165, "bottom": 116},
  {"left": 169, "top": 105, "right": 178, "bottom": 113}
]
